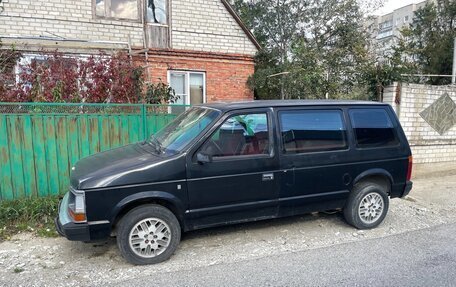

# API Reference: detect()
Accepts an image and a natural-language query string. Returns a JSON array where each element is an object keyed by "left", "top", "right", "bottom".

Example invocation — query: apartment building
[{"left": 368, "top": 0, "right": 428, "bottom": 61}]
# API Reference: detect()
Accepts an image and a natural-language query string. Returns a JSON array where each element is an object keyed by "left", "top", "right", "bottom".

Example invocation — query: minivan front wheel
[
  {"left": 344, "top": 182, "right": 389, "bottom": 229},
  {"left": 117, "top": 204, "right": 181, "bottom": 265}
]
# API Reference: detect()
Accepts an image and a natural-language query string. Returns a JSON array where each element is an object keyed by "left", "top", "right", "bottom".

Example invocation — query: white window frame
[
  {"left": 15, "top": 54, "right": 98, "bottom": 95},
  {"left": 167, "top": 70, "right": 206, "bottom": 105},
  {"left": 15, "top": 54, "right": 44, "bottom": 83}
]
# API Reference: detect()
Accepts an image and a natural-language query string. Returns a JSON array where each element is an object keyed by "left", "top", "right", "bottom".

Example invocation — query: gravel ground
[
  {"left": 0, "top": 163, "right": 455, "bottom": 287},
  {"left": 117, "top": 223, "right": 456, "bottom": 287}
]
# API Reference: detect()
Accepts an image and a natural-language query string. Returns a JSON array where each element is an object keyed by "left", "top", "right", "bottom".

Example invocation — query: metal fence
[{"left": 0, "top": 103, "right": 189, "bottom": 200}]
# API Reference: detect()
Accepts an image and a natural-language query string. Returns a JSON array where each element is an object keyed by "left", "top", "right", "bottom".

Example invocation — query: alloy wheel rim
[
  {"left": 128, "top": 218, "right": 171, "bottom": 258},
  {"left": 358, "top": 192, "right": 384, "bottom": 224}
]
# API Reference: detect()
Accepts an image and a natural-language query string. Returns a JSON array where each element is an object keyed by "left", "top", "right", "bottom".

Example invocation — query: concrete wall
[{"left": 383, "top": 83, "right": 456, "bottom": 163}]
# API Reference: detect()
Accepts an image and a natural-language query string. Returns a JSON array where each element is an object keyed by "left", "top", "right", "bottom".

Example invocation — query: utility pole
[
  {"left": 452, "top": 37, "right": 456, "bottom": 84},
  {"left": 325, "top": 70, "right": 329, "bottom": 99},
  {"left": 281, "top": 80, "right": 285, "bottom": 100}
]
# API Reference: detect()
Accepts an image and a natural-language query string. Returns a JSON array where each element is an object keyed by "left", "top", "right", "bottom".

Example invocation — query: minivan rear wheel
[
  {"left": 343, "top": 182, "right": 389, "bottom": 229},
  {"left": 117, "top": 204, "right": 181, "bottom": 265}
]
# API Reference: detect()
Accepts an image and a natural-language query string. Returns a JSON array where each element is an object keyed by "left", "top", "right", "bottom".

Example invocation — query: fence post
[{"left": 141, "top": 104, "right": 147, "bottom": 139}]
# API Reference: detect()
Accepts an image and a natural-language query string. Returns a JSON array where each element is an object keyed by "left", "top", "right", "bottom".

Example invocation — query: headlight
[{"left": 68, "top": 187, "right": 87, "bottom": 223}]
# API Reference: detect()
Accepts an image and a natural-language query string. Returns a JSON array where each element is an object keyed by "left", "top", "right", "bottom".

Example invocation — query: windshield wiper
[{"left": 147, "top": 137, "right": 163, "bottom": 154}]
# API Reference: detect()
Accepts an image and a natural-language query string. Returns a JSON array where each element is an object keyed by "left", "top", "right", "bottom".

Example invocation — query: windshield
[{"left": 147, "top": 107, "right": 220, "bottom": 156}]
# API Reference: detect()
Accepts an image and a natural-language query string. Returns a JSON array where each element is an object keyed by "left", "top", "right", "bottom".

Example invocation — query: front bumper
[
  {"left": 55, "top": 217, "right": 91, "bottom": 241},
  {"left": 401, "top": 181, "right": 413, "bottom": 198},
  {"left": 55, "top": 192, "right": 91, "bottom": 241},
  {"left": 55, "top": 192, "right": 110, "bottom": 241}
]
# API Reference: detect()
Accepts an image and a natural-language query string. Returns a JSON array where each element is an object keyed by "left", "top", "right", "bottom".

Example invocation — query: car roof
[{"left": 197, "top": 100, "right": 388, "bottom": 112}]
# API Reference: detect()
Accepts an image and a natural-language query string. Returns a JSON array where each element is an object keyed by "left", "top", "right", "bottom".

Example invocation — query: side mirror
[{"left": 196, "top": 152, "right": 212, "bottom": 164}]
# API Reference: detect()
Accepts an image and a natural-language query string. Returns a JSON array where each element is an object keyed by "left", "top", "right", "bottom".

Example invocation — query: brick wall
[
  {"left": 0, "top": 0, "right": 144, "bottom": 48},
  {"left": 383, "top": 83, "right": 456, "bottom": 163},
  {"left": 138, "top": 49, "right": 254, "bottom": 102},
  {"left": 171, "top": 0, "right": 257, "bottom": 55},
  {"left": 0, "top": 0, "right": 258, "bottom": 55}
]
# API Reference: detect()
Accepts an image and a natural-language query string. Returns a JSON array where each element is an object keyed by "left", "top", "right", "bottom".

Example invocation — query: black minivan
[{"left": 56, "top": 100, "right": 413, "bottom": 265}]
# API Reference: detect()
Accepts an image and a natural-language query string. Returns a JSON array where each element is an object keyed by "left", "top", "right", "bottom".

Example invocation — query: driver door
[{"left": 186, "top": 109, "right": 280, "bottom": 229}]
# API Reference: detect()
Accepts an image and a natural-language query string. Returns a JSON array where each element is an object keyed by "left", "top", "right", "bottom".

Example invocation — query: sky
[{"left": 373, "top": 0, "right": 425, "bottom": 15}]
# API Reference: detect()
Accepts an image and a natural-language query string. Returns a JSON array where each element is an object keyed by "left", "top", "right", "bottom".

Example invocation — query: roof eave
[{"left": 220, "top": 0, "right": 262, "bottom": 51}]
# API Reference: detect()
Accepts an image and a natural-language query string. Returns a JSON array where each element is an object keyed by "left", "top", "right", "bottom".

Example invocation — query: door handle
[{"left": 262, "top": 173, "right": 274, "bottom": 181}]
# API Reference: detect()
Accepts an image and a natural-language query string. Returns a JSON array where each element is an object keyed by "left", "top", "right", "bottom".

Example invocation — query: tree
[
  {"left": 234, "top": 0, "right": 374, "bottom": 100},
  {"left": 234, "top": 0, "right": 306, "bottom": 99},
  {"left": 396, "top": 0, "right": 456, "bottom": 85}
]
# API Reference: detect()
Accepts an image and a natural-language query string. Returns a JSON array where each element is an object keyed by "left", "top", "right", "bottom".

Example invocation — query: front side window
[
  {"left": 200, "top": 113, "right": 270, "bottom": 158},
  {"left": 279, "top": 110, "right": 347, "bottom": 154},
  {"left": 95, "top": 0, "right": 139, "bottom": 20},
  {"left": 147, "top": 0, "right": 167, "bottom": 24},
  {"left": 349, "top": 108, "right": 399, "bottom": 148},
  {"left": 148, "top": 107, "right": 220, "bottom": 156}
]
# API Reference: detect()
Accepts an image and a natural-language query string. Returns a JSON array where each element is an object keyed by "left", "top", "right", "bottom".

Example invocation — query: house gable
[{"left": 171, "top": 0, "right": 259, "bottom": 55}]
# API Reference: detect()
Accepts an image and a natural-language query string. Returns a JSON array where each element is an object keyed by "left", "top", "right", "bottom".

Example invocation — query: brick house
[{"left": 0, "top": 0, "right": 260, "bottom": 103}]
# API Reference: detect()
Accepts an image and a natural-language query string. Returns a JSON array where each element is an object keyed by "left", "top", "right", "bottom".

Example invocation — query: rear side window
[
  {"left": 349, "top": 108, "right": 399, "bottom": 148},
  {"left": 279, "top": 110, "right": 347, "bottom": 153}
]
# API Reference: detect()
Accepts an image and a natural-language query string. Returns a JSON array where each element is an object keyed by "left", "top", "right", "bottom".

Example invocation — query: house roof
[{"left": 220, "top": 0, "right": 261, "bottom": 50}]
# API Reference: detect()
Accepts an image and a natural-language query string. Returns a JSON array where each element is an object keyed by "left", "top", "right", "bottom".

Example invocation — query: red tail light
[{"left": 406, "top": 156, "right": 413, "bottom": 181}]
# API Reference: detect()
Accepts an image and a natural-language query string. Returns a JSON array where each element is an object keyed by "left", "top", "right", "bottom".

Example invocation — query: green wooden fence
[{"left": 0, "top": 103, "right": 189, "bottom": 200}]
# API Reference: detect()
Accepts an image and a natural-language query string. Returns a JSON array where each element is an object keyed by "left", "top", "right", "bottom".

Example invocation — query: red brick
[{"left": 134, "top": 49, "right": 254, "bottom": 102}]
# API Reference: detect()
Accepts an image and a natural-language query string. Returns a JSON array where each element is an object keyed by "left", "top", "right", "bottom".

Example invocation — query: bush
[
  {"left": 0, "top": 50, "right": 149, "bottom": 103},
  {"left": 144, "top": 81, "right": 179, "bottom": 104},
  {"left": 0, "top": 43, "right": 22, "bottom": 97}
]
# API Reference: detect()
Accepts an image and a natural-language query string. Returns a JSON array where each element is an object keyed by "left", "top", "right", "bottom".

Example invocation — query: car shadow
[
  {"left": 181, "top": 210, "right": 345, "bottom": 240},
  {"left": 71, "top": 210, "right": 347, "bottom": 261}
]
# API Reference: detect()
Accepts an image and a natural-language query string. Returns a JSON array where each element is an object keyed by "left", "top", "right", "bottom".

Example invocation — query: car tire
[
  {"left": 343, "top": 182, "right": 389, "bottom": 229},
  {"left": 117, "top": 204, "right": 181, "bottom": 265}
]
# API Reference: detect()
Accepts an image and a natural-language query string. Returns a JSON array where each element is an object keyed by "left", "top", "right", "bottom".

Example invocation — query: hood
[{"left": 70, "top": 143, "right": 185, "bottom": 190}]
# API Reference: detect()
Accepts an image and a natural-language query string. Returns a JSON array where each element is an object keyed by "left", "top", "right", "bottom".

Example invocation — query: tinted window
[
  {"left": 201, "top": 113, "right": 270, "bottom": 157},
  {"left": 279, "top": 110, "right": 347, "bottom": 153},
  {"left": 349, "top": 108, "right": 399, "bottom": 148}
]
